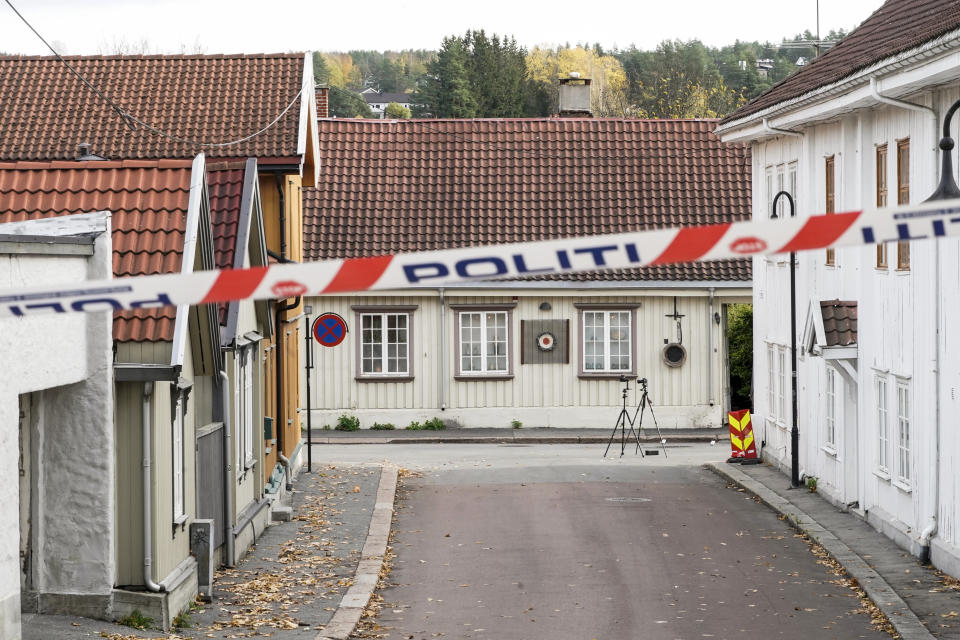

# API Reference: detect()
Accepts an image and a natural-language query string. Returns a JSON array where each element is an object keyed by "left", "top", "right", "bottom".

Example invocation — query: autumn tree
[{"left": 385, "top": 102, "right": 412, "bottom": 119}]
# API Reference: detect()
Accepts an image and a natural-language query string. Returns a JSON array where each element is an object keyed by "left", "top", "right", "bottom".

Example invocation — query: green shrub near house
[
  {"left": 406, "top": 420, "right": 423, "bottom": 430},
  {"left": 335, "top": 414, "right": 360, "bottom": 431},
  {"left": 423, "top": 417, "right": 446, "bottom": 430},
  {"left": 370, "top": 422, "right": 396, "bottom": 430}
]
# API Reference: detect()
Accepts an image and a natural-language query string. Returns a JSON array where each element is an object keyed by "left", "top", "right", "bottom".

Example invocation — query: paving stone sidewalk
[
  {"left": 711, "top": 461, "right": 960, "bottom": 640},
  {"left": 22, "top": 463, "right": 385, "bottom": 640}
]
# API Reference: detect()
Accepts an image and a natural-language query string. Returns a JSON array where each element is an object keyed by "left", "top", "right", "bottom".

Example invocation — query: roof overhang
[{"left": 717, "top": 27, "right": 960, "bottom": 143}]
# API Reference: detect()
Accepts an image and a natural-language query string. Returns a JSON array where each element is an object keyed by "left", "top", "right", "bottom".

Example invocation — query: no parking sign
[{"left": 312, "top": 313, "right": 348, "bottom": 347}]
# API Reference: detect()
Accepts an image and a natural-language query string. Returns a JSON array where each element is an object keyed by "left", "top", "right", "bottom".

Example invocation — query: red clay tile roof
[
  {"left": 0, "top": 54, "right": 306, "bottom": 161},
  {"left": 722, "top": 0, "right": 960, "bottom": 125},
  {"left": 208, "top": 163, "right": 246, "bottom": 325},
  {"left": 821, "top": 300, "right": 858, "bottom": 347},
  {"left": 303, "top": 118, "right": 752, "bottom": 282},
  {"left": 0, "top": 159, "right": 193, "bottom": 341}
]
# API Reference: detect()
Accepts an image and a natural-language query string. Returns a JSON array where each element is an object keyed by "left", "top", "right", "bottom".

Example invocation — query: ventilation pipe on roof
[{"left": 76, "top": 142, "right": 107, "bottom": 161}]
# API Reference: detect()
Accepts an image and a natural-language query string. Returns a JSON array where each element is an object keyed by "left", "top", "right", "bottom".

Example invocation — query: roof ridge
[{"left": 0, "top": 52, "right": 306, "bottom": 61}]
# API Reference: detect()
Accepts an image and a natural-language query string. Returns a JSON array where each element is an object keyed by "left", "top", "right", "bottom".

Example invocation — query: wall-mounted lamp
[
  {"left": 714, "top": 311, "right": 721, "bottom": 325},
  {"left": 539, "top": 302, "right": 552, "bottom": 311}
]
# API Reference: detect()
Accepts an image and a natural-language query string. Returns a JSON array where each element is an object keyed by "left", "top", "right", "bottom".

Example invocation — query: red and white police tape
[{"left": 3, "top": 197, "right": 960, "bottom": 318}]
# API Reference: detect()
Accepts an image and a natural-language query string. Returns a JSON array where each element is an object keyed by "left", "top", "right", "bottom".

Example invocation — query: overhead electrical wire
[{"left": 3, "top": 0, "right": 305, "bottom": 148}]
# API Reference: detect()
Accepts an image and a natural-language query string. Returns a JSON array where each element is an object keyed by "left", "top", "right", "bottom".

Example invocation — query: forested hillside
[{"left": 313, "top": 29, "right": 845, "bottom": 119}]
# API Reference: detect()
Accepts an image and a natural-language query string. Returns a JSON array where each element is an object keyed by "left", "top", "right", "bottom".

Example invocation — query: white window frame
[
  {"left": 236, "top": 345, "right": 255, "bottom": 473},
  {"left": 458, "top": 310, "right": 510, "bottom": 376},
  {"left": 895, "top": 379, "right": 911, "bottom": 488},
  {"left": 824, "top": 367, "right": 838, "bottom": 453},
  {"left": 875, "top": 374, "right": 889, "bottom": 476},
  {"left": 582, "top": 310, "right": 632, "bottom": 374},
  {"left": 172, "top": 391, "right": 186, "bottom": 525},
  {"left": 767, "top": 344, "right": 777, "bottom": 425},
  {"left": 359, "top": 312, "right": 410, "bottom": 377},
  {"left": 777, "top": 346, "right": 787, "bottom": 426}
]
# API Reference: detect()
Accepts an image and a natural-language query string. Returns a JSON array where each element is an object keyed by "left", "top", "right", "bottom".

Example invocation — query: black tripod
[
  {"left": 634, "top": 377, "right": 667, "bottom": 458},
  {"left": 604, "top": 376, "right": 644, "bottom": 457}
]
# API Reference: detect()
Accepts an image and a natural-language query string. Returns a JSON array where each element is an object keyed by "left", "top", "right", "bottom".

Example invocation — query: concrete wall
[
  {"left": 0, "top": 213, "right": 113, "bottom": 638},
  {"left": 747, "top": 80, "right": 960, "bottom": 572},
  {"left": 303, "top": 287, "right": 748, "bottom": 429}
]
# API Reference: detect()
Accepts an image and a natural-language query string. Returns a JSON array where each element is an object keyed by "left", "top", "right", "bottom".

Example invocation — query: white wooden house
[
  {"left": 716, "top": 0, "right": 960, "bottom": 575},
  {"left": 302, "top": 118, "right": 752, "bottom": 429}
]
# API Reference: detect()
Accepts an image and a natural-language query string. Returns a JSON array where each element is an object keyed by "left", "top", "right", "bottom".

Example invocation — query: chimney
[
  {"left": 558, "top": 72, "right": 592, "bottom": 117},
  {"left": 316, "top": 85, "right": 329, "bottom": 119}
]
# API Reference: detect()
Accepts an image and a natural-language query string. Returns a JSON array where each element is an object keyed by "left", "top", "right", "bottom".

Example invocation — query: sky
[{"left": 4, "top": 0, "right": 886, "bottom": 56}]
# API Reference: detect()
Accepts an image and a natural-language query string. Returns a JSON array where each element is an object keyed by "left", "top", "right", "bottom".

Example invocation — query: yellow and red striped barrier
[
  {"left": 2, "top": 197, "right": 960, "bottom": 318},
  {"left": 727, "top": 409, "right": 758, "bottom": 464}
]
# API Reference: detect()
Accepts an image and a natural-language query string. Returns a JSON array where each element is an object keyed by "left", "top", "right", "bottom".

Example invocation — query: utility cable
[{"left": 4, "top": 0, "right": 306, "bottom": 148}]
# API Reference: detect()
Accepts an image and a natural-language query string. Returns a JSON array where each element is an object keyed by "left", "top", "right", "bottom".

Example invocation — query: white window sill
[
  {"left": 821, "top": 444, "right": 838, "bottom": 458},
  {"left": 892, "top": 479, "right": 912, "bottom": 494},
  {"left": 775, "top": 420, "right": 788, "bottom": 431},
  {"left": 873, "top": 468, "right": 891, "bottom": 482},
  {"left": 244, "top": 457, "right": 257, "bottom": 471},
  {"left": 173, "top": 514, "right": 188, "bottom": 527}
]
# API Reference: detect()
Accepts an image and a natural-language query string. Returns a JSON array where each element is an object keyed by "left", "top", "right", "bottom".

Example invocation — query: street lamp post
[
  {"left": 925, "top": 98, "right": 960, "bottom": 203},
  {"left": 772, "top": 191, "right": 801, "bottom": 488}
]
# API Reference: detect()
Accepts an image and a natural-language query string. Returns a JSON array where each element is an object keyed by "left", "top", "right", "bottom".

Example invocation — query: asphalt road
[{"left": 315, "top": 443, "right": 891, "bottom": 640}]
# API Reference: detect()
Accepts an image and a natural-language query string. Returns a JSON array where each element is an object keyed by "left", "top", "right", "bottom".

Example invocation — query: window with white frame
[
  {"left": 237, "top": 345, "right": 255, "bottom": 472},
  {"left": 876, "top": 375, "right": 889, "bottom": 473},
  {"left": 360, "top": 312, "right": 410, "bottom": 376},
  {"left": 458, "top": 310, "right": 509, "bottom": 375},
  {"left": 777, "top": 347, "right": 787, "bottom": 424},
  {"left": 896, "top": 380, "right": 911, "bottom": 485},
  {"left": 776, "top": 165, "right": 785, "bottom": 218},
  {"left": 172, "top": 391, "right": 185, "bottom": 523},
  {"left": 788, "top": 162, "right": 798, "bottom": 214},
  {"left": 825, "top": 367, "right": 837, "bottom": 450},
  {"left": 767, "top": 345, "right": 776, "bottom": 422},
  {"left": 582, "top": 310, "right": 632, "bottom": 373}
]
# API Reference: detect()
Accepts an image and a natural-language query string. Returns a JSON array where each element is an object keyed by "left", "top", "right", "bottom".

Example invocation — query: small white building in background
[
  {"left": 0, "top": 213, "right": 114, "bottom": 640},
  {"left": 302, "top": 117, "right": 753, "bottom": 430},
  {"left": 717, "top": 0, "right": 960, "bottom": 575}
]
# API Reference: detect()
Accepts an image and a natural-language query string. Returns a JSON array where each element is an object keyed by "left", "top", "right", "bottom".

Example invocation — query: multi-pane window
[
  {"left": 173, "top": 392, "right": 185, "bottom": 522},
  {"left": 876, "top": 375, "right": 889, "bottom": 473},
  {"left": 767, "top": 345, "right": 776, "bottom": 421},
  {"left": 788, "top": 162, "right": 798, "bottom": 214},
  {"left": 777, "top": 347, "right": 787, "bottom": 424},
  {"left": 238, "top": 346, "right": 254, "bottom": 470},
  {"left": 825, "top": 368, "right": 837, "bottom": 449},
  {"left": 459, "top": 311, "right": 509, "bottom": 374},
  {"left": 896, "top": 381, "right": 911, "bottom": 484},
  {"left": 876, "top": 145, "right": 888, "bottom": 268},
  {"left": 583, "top": 310, "right": 631, "bottom": 372},
  {"left": 825, "top": 156, "right": 836, "bottom": 265},
  {"left": 776, "top": 166, "right": 785, "bottom": 217},
  {"left": 360, "top": 313, "right": 409, "bottom": 375},
  {"left": 897, "top": 140, "right": 910, "bottom": 269}
]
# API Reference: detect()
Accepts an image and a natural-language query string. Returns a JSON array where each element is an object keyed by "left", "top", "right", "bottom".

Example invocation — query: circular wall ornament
[
  {"left": 536, "top": 331, "right": 556, "bottom": 351},
  {"left": 662, "top": 343, "right": 687, "bottom": 367}
]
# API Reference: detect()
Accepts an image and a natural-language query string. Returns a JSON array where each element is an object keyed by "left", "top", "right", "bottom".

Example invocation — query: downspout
[
  {"left": 219, "top": 371, "right": 236, "bottom": 567},
  {"left": 871, "top": 76, "right": 940, "bottom": 560},
  {"left": 708, "top": 287, "right": 715, "bottom": 407},
  {"left": 142, "top": 382, "right": 162, "bottom": 592},
  {"left": 439, "top": 288, "right": 446, "bottom": 411}
]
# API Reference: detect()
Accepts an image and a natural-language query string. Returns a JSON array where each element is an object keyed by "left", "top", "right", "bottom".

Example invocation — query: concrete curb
[
  {"left": 707, "top": 462, "right": 934, "bottom": 640},
  {"left": 314, "top": 465, "right": 398, "bottom": 640}
]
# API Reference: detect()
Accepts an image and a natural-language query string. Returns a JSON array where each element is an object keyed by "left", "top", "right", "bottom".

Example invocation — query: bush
[
  {"left": 727, "top": 303, "right": 753, "bottom": 411},
  {"left": 423, "top": 417, "right": 446, "bottom": 430},
  {"left": 370, "top": 422, "right": 396, "bottom": 430},
  {"left": 406, "top": 420, "right": 423, "bottom": 431},
  {"left": 511, "top": 419, "right": 523, "bottom": 429},
  {"left": 335, "top": 414, "right": 360, "bottom": 431}
]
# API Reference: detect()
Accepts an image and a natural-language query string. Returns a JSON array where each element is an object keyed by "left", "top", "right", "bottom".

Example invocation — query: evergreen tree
[{"left": 413, "top": 36, "right": 477, "bottom": 118}]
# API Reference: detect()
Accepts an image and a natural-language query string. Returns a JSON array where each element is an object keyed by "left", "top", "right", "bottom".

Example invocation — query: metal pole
[
  {"left": 773, "top": 191, "right": 800, "bottom": 488},
  {"left": 305, "top": 313, "right": 313, "bottom": 473}
]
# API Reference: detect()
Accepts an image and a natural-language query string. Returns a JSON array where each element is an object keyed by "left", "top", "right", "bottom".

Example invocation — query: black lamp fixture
[
  {"left": 925, "top": 98, "right": 960, "bottom": 202},
  {"left": 772, "top": 190, "right": 801, "bottom": 489}
]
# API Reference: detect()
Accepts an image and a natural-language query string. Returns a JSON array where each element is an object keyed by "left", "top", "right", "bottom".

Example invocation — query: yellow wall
[{"left": 258, "top": 171, "right": 304, "bottom": 465}]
